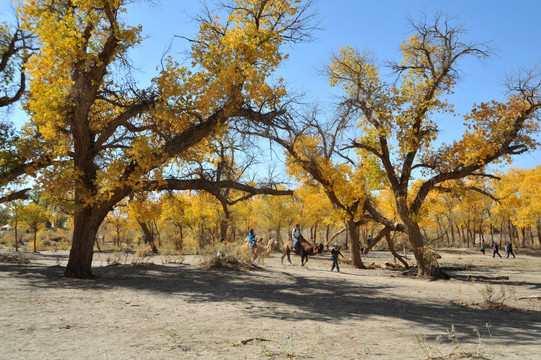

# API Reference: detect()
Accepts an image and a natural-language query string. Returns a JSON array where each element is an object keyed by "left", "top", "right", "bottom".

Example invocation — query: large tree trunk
[
  {"left": 347, "top": 219, "right": 365, "bottom": 268},
  {"left": 139, "top": 221, "right": 158, "bottom": 253},
  {"left": 64, "top": 209, "right": 104, "bottom": 278},
  {"left": 404, "top": 219, "right": 447, "bottom": 278}
]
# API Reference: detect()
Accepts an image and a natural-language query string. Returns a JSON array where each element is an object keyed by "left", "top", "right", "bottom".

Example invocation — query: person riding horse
[{"left": 291, "top": 224, "right": 302, "bottom": 254}]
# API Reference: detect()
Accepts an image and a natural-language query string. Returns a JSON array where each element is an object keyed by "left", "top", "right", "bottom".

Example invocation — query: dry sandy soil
[{"left": 1, "top": 247, "right": 540, "bottom": 360}]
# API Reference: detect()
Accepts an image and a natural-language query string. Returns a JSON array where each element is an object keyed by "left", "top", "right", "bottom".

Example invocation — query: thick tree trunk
[
  {"left": 404, "top": 220, "right": 447, "bottom": 278},
  {"left": 64, "top": 209, "right": 103, "bottom": 278},
  {"left": 347, "top": 219, "right": 365, "bottom": 269},
  {"left": 139, "top": 221, "right": 158, "bottom": 253}
]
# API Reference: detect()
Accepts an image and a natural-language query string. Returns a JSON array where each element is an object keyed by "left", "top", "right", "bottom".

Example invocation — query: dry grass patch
[
  {"left": 199, "top": 255, "right": 263, "bottom": 271},
  {"left": 0, "top": 252, "right": 32, "bottom": 264}
]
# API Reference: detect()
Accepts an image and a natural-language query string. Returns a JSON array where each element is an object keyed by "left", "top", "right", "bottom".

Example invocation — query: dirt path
[{"left": 1, "top": 248, "right": 540, "bottom": 359}]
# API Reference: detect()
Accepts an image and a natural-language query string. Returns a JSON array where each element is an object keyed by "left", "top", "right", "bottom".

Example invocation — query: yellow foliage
[
  {"left": 492, "top": 166, "right": 541, "bottom": 229},
  {"left": 285, "top": 133, "right": 367, "bottom": 216}
]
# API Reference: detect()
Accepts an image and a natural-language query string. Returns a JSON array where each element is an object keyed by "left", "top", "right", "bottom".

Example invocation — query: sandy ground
[{"left": 0, "top": 247, "right": 540, "bottom": 360}]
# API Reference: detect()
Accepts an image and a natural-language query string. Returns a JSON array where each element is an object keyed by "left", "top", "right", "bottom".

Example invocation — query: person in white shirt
[{"left": 291, "top": 224, "right": 302, "bottom": 252}]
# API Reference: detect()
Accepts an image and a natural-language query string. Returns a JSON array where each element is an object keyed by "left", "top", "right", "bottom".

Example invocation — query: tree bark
[
  {"left": 33, "top": 230, "right": 37, "bottom": 253},
  {"left": 219, "top": 219, "right": 228, "bottom": 241},
  {"left": 403, "top": 219, "right": 447, "bottom": 278},
  {"left": 325, "top": 224, "right": 330, "bottom": 246},
  {"left": 14, "top": 221, "right": 19, "bottom": 252},
  {"left": 64, "top": 209, "right": 104, "bottom": 278},
  {"left": 139, "top": 221, "right": 158, "bottom": 253},
  {"left": 174, "top": 223, "right": 184, "bottom": 251},
  {"left": 347, "top": 219, "right": 364, "bottom": 268},
  {"left": 449, "top": 220, "right": 455, "bottom": 246},
  {"left": 153, "top": 220, "right": 161, "bottom": 247},
  {"left": 115, "top": 225, "right": 121, "bottom": 247},
  {"left": 386, "top": 231, "right": 409, "bottom": 268}
]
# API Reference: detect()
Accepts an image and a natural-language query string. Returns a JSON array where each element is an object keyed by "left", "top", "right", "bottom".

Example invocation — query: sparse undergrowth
[
  {"left": 456, "top": 283, "right": 516, "bottom": 312},
  {"left": 199, "top": 255, "right": 263, "bottom": 271},
  {"left": 0, "top": 252, "right": 32, "bottom": 264}
]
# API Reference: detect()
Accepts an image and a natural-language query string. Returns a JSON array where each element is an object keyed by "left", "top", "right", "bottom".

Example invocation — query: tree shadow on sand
[{"left": 1, "top": 257, "right": 540, "bottom": 348}]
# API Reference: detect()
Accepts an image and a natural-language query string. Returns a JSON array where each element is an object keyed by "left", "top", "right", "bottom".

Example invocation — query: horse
[{"left": 281, "top": 235, "right": 324, "bottom": 266}]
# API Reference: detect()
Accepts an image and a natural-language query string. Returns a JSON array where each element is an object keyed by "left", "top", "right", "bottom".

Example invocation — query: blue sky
[
  {"left": 2, "top": 0, "right": 540, "bottom": 170},
  {"left": 123, "top": 0, "right": 541, "bottom": 171}
]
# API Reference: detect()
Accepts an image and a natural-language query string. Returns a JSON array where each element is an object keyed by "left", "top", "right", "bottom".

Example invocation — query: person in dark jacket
[
  {"left": 331, "top": 243, "right": 344, "bottom": 272},
  {"left": 505, "top": 242, "right": 515, "bottom": 258},
  {"left": 492, "top": 242, "right": 502, "bottom": 258}
]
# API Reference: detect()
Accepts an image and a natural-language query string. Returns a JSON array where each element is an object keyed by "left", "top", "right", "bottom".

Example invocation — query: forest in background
[{"left": 1, "top": 164, "right": 540, "bottom": 255}]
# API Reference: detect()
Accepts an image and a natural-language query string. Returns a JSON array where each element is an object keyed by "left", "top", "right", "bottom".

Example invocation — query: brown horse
[{"left": 281, "top": 236, "right": 324, "bottom": 266}]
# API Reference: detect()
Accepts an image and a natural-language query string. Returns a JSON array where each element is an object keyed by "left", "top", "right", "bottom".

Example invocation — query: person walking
[
  {"left": 480, "top": 239, "right": 486, "bottom": 255},
  {"left": 330, "top": 243, "right": 344, "bottom": 272},
  {"left": 505, "top": 242, "right": 515, "bottom": 258},
  {"left": 492, "top": 242, "right": 502, "bottom": 258}
]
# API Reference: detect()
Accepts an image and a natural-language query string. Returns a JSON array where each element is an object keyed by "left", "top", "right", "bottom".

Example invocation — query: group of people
[
  {"left": 249, "top": 224, "right": 346, "bottom": 272},
  {"left": 292, "top": 224, "right": 346, "bottom": 272},
  {"left": 252, "top": 225, "right": 518, "bottom": 272},
  {"left": 480, "top": 240, "right": 515, "bottom": 258}
]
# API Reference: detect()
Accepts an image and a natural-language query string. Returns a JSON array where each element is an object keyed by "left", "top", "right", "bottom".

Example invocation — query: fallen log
[
  {"left": 517, "top": 295, "right": 541, "bottom": 300},
  {"left": 467, "top": 275, "right": 509, "bottom": 281}
]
